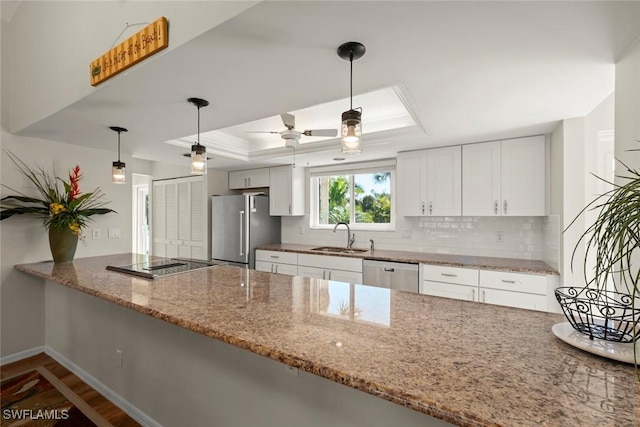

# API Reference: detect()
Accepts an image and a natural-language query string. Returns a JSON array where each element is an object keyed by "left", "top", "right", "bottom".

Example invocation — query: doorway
[{"left": 132, "top": 174, "right": 150, "bottom": 256}]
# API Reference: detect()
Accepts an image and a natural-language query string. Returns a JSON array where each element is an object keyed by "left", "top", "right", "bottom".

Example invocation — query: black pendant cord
[
  {"left": 349, "top": 51, "right": 354, "bottom": 110},
  {"left": 197, "top": 104, "right": 201, "bottom": 147},
  {"left": 117, "top": 131, "right": 121, "bottom": 162}
]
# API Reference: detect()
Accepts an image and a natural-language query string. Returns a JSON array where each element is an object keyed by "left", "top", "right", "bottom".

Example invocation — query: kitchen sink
[{"left": 310, "top": 246, "right": 368, "bottom": 254}]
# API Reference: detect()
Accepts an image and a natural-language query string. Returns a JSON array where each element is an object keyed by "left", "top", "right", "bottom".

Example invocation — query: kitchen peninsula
[{"left": 15, "top": 254, "right": 639, "bottom": 427}]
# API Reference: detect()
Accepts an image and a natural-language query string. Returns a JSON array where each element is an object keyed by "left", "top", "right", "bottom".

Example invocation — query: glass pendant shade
[
  {"left": 191, "top": 144, "right": 207, "bottom": 175},
  {"left": 112, "top": 161, "right": 126, "bottom": 184},
  {"left": 341, "top": 109, "right": 362, "bottom": 155}
]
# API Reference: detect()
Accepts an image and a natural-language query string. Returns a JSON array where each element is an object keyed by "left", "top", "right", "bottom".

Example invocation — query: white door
[
  {"left": 269, "top": 165, "right": 292, "bottom": 216},
  {"left": 421, "top": 281, "right": 477, "bottom": 301},
  {"left": 297, "top": 265, "right": 327, "bottom": 279},
  {"left": 397, "top": 150, "right": 427, "bottom": 216},
  {"left": 480, "top": 288, "right": 547, "bottom": 311},
  {"left": 327, "top": 269, "right": 362, "bottom": 284},
  {"left": 500, "top": 136, "right": 546, "bottom": 216},
  {"left": 427, "top": 146, "right": 461, "bottom": 216},
  {"left": 462, "top": 141, "right": 501, "bottom": 216}
]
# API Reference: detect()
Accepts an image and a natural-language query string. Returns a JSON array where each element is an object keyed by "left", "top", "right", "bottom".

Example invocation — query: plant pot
[{"left": 48, "top": 227, "right": 78, "bottom": 264}]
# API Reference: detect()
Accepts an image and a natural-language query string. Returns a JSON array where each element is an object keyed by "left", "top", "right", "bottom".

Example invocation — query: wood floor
[{"left": 1, "top": 353, "right": 141, "bottom": 427}]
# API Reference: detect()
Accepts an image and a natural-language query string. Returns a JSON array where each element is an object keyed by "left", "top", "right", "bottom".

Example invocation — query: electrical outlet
[
  {"left": 496, "top": 231, "right": 504, "bottom": 243},
  {"left": 402, "top": 230, "right": 411, "bottom": 239},
  {"left": 92, "top": 229, "right": 100, "bottom": 239},
  {"left": 108, "top": 228, "right": 121, "bottom": 239}
]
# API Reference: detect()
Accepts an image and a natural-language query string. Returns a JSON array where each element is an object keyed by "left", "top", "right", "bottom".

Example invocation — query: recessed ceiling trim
[{"left": 393, "top": 83, "right": 428, "bottom": 135}]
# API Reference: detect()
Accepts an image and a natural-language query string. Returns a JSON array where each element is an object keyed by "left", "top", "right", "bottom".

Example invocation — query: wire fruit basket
[{"left": 554, "top": 287, "right": 640, "bottom": 343}]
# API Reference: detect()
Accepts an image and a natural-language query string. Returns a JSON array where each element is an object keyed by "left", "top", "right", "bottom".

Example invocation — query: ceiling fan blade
[
  {"left": 245, "top": 131, "right": 281, "bottom": 134},
  {"left": 281, "top": 113, "right": 295, "bottom": 129},
  {"left": 303, "top": 129, "right": 338, "bottom": 137}
]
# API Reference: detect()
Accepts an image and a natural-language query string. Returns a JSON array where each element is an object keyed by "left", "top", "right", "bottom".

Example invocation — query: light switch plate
[
  {"left": 92, "top": 229, "right": 100, "bottom": 239},
  {"left": 108, "top": 228, "right": 121, "bottom": 239}
]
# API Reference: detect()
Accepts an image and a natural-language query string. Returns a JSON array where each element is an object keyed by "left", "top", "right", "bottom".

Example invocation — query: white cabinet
[
  {"left": 228, "top": 168, "right": 270, "bottom": 189},
  {"left": 397, "top": 146, "right": 461, "bottom": 216},
  {"left": 297, "top": 253, "right": 363, "bottom": 283},
  {"left": 462, "top": 136, "right": 546, "bottom": 216},
  {"left": 478, "top": 270, "right": 550, "bottom": 311},
  {"left": 421, "top": 263, "right": 557, "bottom": 312},
  {"left": 255, "top": 250, "right": 298, "bottom": 276},
  {"left": 152, "top": 176, "right": 207, "bottom": 260},
  {"left": 269, "top": 165, "right": 304, "bottom": 216},
  {"left": 421, "top": 264, "right": 479, "bottom": 301}
]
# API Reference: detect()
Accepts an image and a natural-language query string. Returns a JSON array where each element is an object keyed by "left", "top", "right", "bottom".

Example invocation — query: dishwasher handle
[{"left": 383, "top": 267, "right": 395, "bottom": 272}]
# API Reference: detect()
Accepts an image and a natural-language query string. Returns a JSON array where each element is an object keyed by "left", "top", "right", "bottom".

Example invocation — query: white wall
[
  {"left": 547, "top": 94, "right": 615, "bottom": 288},
  {"left": 45, "top": 280, "right": 452, "bottom": 427},
  {"left": 6, "top": 1, "right": 257, "bottom": 133},
  {"left": 615, "top": 39, "right": 640, "bottom": 170},
  {"left": 0, "top": 133, "right": 132, "bottom": 357}
]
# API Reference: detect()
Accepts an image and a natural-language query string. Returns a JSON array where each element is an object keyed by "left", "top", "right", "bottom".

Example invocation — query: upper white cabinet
[
  {"left": 397, "top": 146, "right": 461, "bottom": 216},
  {"left": 152, "top": 176, "right": 207, "bottom": 260},
  {"left": 228, "top": 168, "right": 270, "bottom": 189},
  {"left": 462, "top": 136, "right": 546, "bottom": 216},
  {"left": 269, "top": 165, "right": 304, "bottom": 216}
]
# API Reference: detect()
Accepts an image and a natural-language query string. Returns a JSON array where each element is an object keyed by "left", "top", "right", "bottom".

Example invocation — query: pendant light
[
  {"left": 337, "top": 42, "right": 366, "bottom": 155},
  {"left": 188, "top": 97, "right": 210, "bottom": 175},
  {"left": 110, "top": 126, "right": 127, "bottom": 184}
]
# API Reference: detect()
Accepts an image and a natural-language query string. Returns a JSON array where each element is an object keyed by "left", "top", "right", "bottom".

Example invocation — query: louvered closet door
[
  {"left": 152, "top": 182, "right": 166, "bottom": 257},
  {"left": 189, "top": 179, "right": 205, "bottom": 260},
  {"left": 164, "top": 182, "right": 178, "bottom": 258}
]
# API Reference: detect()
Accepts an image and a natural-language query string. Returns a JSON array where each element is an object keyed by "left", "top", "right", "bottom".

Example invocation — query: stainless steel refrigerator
[{"left": 211, "top": 194, "right": 281, "bottom": 268}]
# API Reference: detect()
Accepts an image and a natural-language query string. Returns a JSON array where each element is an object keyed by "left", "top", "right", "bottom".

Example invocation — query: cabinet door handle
[
  {"left": 494, "top": 200, "right": 498, "bottom": 215},
  {"left": 501, "top": 279, "right": 518, "bottom": 284},
  {"left": 322, "top": 270, "right": 326, "bottom": 280},
  {"left": 503, "top": 200, "right": 508, "bottom": 215},
  {"left": 421, "top": 202, "right": 425, "bottom": 214},
  {"left": 271, "top": 264, "right": 275, "bottom": 273},
  {"left": 328, "top": 271, "right": 332, "bottom": 280},
  {"left": 441, "top": 273, "right": 457, "bottom": 277},
  {"left": 482, "top": 289, "right": 486, "bottom": 302},
  {"left": 248, "top": 177, "right": 251, "bottom": 187},
  {"left": 472, "top": 289, "right": 476, "bottom": 301},
  {"left": 239, "top": 210, "right": 245, "bottom": 256},
  {"left": 384, "top": 267, "right": 395, "bottom": 272},
  {"left": 275, "top": 264, "right": 279, "bottom": 274},
  {"left": 270, "top": 255, "right": 280, "bottom": 259},
  {"left": 429, "top": 202, "right": 433, "bottom": 215}
]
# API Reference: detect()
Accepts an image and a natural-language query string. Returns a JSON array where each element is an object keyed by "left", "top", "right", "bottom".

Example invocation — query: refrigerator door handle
[{"left": 239, "top": 210, "right": 245, "bottom": 256}]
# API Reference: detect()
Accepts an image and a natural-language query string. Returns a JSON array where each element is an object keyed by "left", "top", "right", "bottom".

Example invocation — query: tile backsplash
[{"left": 282, "top": 215, "right": 559, "bottom": 262}]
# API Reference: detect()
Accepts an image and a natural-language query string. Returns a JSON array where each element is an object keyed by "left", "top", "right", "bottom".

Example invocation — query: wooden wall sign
[{"left": 90, "top": 17, "right": 169, "bottom": 86}]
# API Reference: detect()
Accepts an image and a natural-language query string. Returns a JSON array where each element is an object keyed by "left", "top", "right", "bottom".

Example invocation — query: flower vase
[{"left": 48, "top": 227, "right": 78, "bottom": 264}]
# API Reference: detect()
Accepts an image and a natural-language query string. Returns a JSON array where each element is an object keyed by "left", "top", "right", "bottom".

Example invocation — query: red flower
[{"left": 69, "top": 165, "right": 82, "bottom": 201}]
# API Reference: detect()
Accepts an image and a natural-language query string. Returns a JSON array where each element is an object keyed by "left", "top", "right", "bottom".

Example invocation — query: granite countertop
[
  {"left": 15, "top": 254, "right": 638, "bottom": 427},
  {"left": 257, "top": 243, "right": 560, "bottom": 275}
]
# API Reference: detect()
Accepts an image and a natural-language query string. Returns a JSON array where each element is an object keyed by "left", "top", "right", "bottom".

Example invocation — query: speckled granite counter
[
  {"left": 257, "top": 243, "right": 559, "bottom": 275},
  {"left": 15, "top": 254, "right": 638, "bottom": 427}
]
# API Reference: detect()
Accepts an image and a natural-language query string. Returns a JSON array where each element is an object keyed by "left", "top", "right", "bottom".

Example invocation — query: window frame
[{"left": 309, "top": 161, "right": 396, "bottom": 231}]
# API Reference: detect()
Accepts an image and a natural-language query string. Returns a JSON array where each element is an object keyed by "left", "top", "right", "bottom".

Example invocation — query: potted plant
[
  {"left": 556, "top": 152, "right": 639, "bottom": 374},
  {"left": 0, "top": 151, "right": 116, "bottom": 263}
]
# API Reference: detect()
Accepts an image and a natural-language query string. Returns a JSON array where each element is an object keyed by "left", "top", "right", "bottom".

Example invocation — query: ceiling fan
[{"left": 247, "top": 113, "right": 338, "bottom": 148}]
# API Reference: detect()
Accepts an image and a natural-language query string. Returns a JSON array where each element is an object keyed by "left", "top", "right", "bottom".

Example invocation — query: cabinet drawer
[
  {"left": 421, "top": 264, "right": 478, "bottom": 286},
  {"left": 421, "top": 280, "right": 476, "bottom": 301},
  {"left": 256, "top": 250, "right": 298, "bottom": 265},
  {"left": 479, "top": 288, "right": 547, "bottom": 311},
  {"left": 298, "top": 254, "right": 362, "bottom": 272},
  {"left": 479, "top": 270, "right": 547, "bottom": 295}
]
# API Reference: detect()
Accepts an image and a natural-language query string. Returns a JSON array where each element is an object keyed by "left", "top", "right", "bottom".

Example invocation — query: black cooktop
[{"left": 106, "top": 258, "right": 227, "bottom": 279}]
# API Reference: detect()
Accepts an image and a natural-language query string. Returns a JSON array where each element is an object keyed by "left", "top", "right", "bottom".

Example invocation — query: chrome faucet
[{"left": 333, "top": 222, "right": 353, "bottom": 248}]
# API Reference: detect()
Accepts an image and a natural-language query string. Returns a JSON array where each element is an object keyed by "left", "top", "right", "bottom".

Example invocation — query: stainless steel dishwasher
[{"left": 362, "top": 260, "right": 419, "bottom": 293}]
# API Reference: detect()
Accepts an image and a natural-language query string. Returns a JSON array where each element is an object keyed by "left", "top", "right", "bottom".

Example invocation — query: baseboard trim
[
  {"left": 44, "top": 346, "right": 161, "bottom": 427},
  {"left": 0, "top": 346, "right": 46, "bottom": 366}
]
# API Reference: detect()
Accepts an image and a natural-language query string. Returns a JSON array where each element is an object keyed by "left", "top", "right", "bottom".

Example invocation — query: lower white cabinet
[
  {"left": 255, "top": 250, "right": 298, "bottom": 276},
  {"left": 297, "top": 254, "right": 363, "bottom": 284},
  {"left": 421, "top": 264, "right": 557, "bottom": 312}
]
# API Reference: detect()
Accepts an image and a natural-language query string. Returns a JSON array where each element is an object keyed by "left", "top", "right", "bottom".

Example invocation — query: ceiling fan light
[
  {"left": 191, "top": 144, "right": 207, "bottom": 175},
  {"left": 112, "top": 161, "right": 126, "bottom": 184}
]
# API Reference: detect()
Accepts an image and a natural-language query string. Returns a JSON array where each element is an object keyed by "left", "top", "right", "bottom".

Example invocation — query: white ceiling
[{"left": 15, "top": 1, "right": 640, "bottom": 171}]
